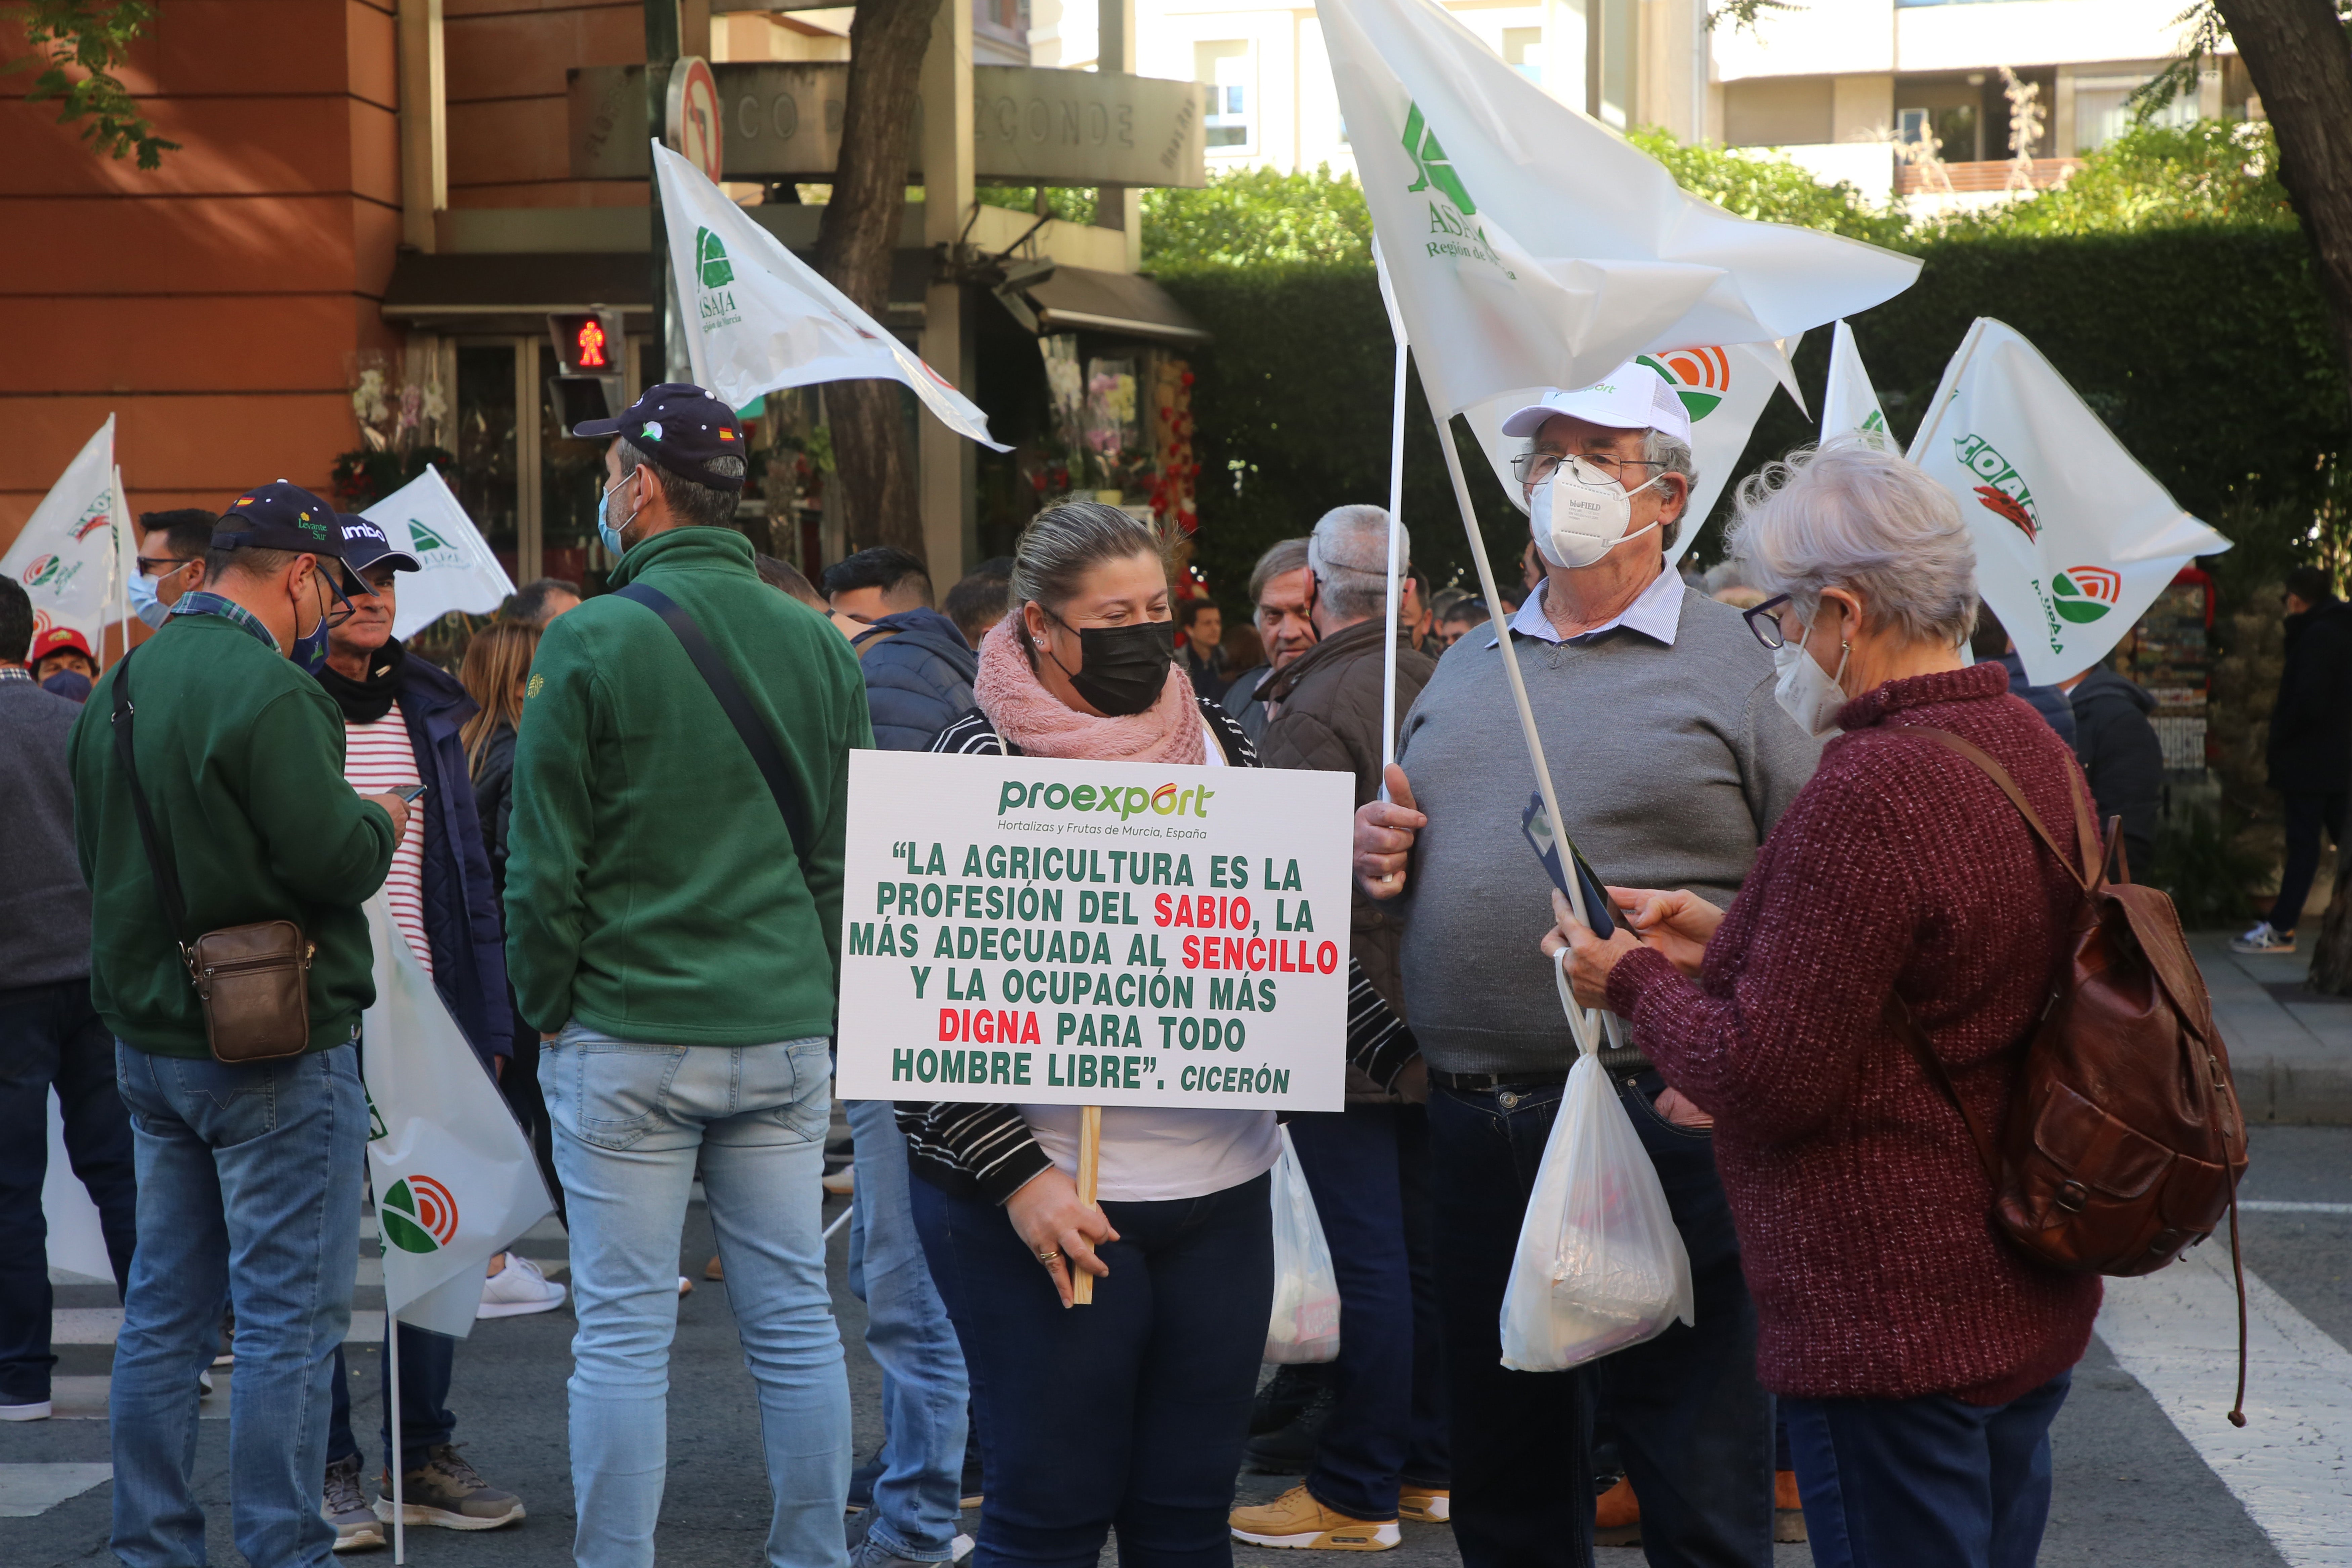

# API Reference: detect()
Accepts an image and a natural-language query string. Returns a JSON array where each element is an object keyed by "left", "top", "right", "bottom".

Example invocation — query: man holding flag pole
[{"left": 1316, "top": 0, "right": 1921, "bottom": 1556}]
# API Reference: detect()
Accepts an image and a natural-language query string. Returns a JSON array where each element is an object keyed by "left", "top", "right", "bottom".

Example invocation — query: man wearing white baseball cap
[{"left": 1350, "top": 360, "right": 1822, "bottom": 1564}]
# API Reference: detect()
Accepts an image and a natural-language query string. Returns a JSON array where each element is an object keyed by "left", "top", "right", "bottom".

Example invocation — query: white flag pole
[
  {"left": 112, "top": 463, "right": 129, "bottom": 654},
  {"left": 387, "top": 1302, "right": 405, "bottom": 1564},
  {"left": 1428, "top": 389, "right": 1610, "bottom": 1049},
  {"left": 1381, "top": 340, "right": 1408, "bottom": 786}
]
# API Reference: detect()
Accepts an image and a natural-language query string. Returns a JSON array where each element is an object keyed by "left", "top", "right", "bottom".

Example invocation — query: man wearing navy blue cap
[
  {"left": 70, "top": 479, "right": 412, "bottom": 1568},
  {"left": 306, "top": 515, "right": 552, "bottom": 1547},
  {"left": 505, "top": 384, "right": 871, "bottom": 1567}
]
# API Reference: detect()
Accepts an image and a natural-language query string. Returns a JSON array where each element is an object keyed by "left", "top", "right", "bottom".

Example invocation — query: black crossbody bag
[
  {"left": 110, "top": 653, "right": 315, "bottom": 1063},
  {"left": 615, "top": 584, "right": 813, "bottom": 865}
]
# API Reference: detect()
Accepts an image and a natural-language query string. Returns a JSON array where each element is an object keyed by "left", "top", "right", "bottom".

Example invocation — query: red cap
[{"left": 31, "top": 627, "right": 95, "bottom": 664}]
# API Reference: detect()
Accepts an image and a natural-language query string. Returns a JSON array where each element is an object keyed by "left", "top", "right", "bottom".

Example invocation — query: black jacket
[
  {"left": 854, "top": 609, "right": 978, "bottom": 752},
  {"left": 2068, "top": 669, "right": 2164, "bottom": 874},
  {"left": 2268, "top": 600, "right": 2352, "bottom": 793},
  {"left": 1999, "top": 652, "right": 2077, "bottom": 751},
  {"left": 472, "top": 722, "right": 518, "bottom": 908}
]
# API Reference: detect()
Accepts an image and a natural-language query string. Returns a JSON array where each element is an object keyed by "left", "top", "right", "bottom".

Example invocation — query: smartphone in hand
[
  {"left": 391, "top": 783, "right": 428, "bottom": 803},
  {"left": 1520, "top": 792, "right": 1615, "bottom": 939}
]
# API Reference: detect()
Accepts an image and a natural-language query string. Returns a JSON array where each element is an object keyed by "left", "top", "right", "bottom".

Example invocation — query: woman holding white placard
[{"left": 901, "top": 499, "right": 1280, "bottom": 1568}]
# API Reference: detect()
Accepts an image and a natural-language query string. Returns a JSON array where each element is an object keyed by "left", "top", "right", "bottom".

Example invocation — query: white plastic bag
[
  {"left": 1498, "top": 952, "right": 1694, "bottom": 1371},
  {"left": 1264, "top": 1127, "right": 1342, "bottom": 1363}
]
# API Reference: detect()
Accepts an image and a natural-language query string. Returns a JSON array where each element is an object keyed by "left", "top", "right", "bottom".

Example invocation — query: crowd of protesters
[{"left": 0, "top": 361, "right": 2222, "bottom": 1568}]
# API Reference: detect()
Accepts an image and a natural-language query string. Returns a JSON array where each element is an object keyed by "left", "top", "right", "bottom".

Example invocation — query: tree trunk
[
  {"left": 814, "top": 0, "right": 935, "bottom": 563},
  {"left": 2213, "top": 0, "right": 2352, "bottom": 988},
  {"left": 2212, "top": 0, "right": 2352, "bottom": 396}
]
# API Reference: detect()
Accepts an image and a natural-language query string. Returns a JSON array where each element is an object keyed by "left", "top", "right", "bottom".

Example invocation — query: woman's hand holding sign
[{"left": 1007, "top": 1168, "right": 1119, "bottom": 1309}]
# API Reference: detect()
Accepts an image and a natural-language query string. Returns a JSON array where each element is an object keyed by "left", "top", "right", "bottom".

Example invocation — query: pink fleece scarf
[{"left": 973, "top": 616, "right": 1206, "bottom": 765}]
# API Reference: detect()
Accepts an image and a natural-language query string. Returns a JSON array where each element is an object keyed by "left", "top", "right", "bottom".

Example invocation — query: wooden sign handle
[{"left": 1072, "top": 1104, "right": 1102, "bottom": 1306}]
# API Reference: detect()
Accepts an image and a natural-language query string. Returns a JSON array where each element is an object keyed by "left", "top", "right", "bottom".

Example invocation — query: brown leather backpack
[{"left": 1893, "top": 728, "right": 2251, "bottom": 1422}]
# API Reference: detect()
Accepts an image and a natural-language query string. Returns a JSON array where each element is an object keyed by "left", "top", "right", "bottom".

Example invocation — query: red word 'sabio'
[
  {"left": 1179, "top": 936, "right": 1338, "bottom": 975},
  {"left": 1155, "top": 893, "right": 1250, "bottom": 931}
]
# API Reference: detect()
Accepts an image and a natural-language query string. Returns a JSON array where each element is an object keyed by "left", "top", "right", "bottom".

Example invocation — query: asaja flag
[
  {"left": 653, "top": 140, "right": 1008, "bottom": 450},
  {"left": 1316, "top": 0, "right": 1918, "bottom": 417},
  {"left": 362, "top": 894, "right": 553, "bottom": 1338},
  {"left": 1822, "top": 321, "right": 1891, "bottom": 450},
  {"left": 1909, "top": 319, "right": 2230, "bottom": 685},
  {"left": 1462, "top": 339, "right": 1803, "bottom": 572},
  {"left": 361, "top": 465, "right": 516, "bottom": 639},
  {"left": 3, "top": 417, "right": 121, "bottom": 648}
]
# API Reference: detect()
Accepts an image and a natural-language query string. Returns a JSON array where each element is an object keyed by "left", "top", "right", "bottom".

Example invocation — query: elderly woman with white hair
[{"left": 1549, "top": 442, "right": 2104, "bottom": 1568}]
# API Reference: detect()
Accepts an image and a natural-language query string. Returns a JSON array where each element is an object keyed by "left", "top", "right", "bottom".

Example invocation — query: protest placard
[{"left": 834, "top": 750, "right": 1355, "bottom": 1111}]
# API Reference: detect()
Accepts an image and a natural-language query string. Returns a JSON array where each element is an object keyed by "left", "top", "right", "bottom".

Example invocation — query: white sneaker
[
  {"left": 822, "top": 1163, "right": 856, "bottom": 1195},
  {"left": 477, "top": 1254, "right": 567, "bottom": 1319},
  {"left": 0, "top": 1399, "right": 52, "bottom": 1421},
  {"left": 2232, "top": 921, "right": 2297, "bottom": 955}
]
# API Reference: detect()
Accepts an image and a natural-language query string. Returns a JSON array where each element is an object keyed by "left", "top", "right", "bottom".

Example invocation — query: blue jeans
[
  {"left": 2268, "top": 790, "right": 2347, "bottom": 931},
  {"left": 545, "top": 1023, "right": 850, "bottom": 1568},
  {"left": 328, "top": 1323, "right": 455, "bottom": 1472},
  {"left": 109, "top": 1041, "right": 367, "bottom": 1568},
  {"left": 1427, "top": 1073, "right": 1773, "bottom": 1568},
  {"left": 846, "top": 1098, "right": 970, "bottom": 1563},
  {"left": 0, "top": 979, "right": 138, "bottom": 1404},
  {"left": 1284, "top": 1103, "right": 1448, "bottom": 1520},
  {"left": 911, "top": 1170, "right": 1273, "bottom": 1568},
  {"left": 1782, "top": 1372, "right": 2071, "bottom": 1568}
]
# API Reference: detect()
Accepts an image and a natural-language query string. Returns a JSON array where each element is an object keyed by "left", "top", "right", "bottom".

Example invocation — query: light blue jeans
[
  {"left": 846, "top": 1098, "right": 971, "bottom": 1564},
  {"left": 109, "top": 1041, "right": 367, "bottom": 1568},
  {"left": 546, "top": 1023, "right": 850, "bottom": 1568}
]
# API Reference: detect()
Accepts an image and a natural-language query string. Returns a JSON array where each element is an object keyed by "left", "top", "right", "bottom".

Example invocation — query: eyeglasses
[
  {"left": 1741, "top": 594, "right": 1795, "bottom": 650},
  {"left": 135, "top": 555, "right": 197, "bottom": 579},
  {"left": 1509, "top": 450, "right": 1669, "bottom": 487}
]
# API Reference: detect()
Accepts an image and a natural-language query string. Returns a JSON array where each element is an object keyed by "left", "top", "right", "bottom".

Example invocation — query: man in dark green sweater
[
  {"left": 506, "top": 385, "right": 870, "bottom": 1563},
  {"left": 69, "top": 481, "right": 406, "bottom": 1568}
]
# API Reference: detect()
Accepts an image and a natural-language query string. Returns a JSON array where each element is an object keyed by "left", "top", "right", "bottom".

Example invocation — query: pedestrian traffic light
[
  {"left": 549, "top": 309, "right": 624, "bottom": 377},
  {"left": 547, "top": 307, "right": 627, "bottom": 434}
]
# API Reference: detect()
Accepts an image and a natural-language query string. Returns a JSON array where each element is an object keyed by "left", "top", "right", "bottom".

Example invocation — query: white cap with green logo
[{"left": 1499, "top": 362, "right": 1692, "bottom": 444}]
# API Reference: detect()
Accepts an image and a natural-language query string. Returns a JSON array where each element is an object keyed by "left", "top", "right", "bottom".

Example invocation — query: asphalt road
[{"left": 6, "top": 1125, "right": 2346, "bottom": 1566}]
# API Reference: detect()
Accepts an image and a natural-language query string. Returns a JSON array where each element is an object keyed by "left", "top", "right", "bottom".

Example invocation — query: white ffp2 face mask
[
  {"left": 1529, "top": 455, "right": 1666, "bottom": 570},
  {"left": 1771, "top": 620, "right": 1852, "bottom": 737}
]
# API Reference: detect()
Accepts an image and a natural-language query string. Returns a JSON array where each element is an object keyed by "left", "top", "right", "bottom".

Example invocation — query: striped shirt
[{"left": 342, "top": 707, "right": 431, "bottom": 978}]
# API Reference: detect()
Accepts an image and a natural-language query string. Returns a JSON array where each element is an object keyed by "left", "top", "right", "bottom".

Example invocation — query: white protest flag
[
  {"left": 1822, "top": 320, "right": 1891, "bottom": 449},
  {"left": 1909, "top": 319, "right": 2230, "bottom": 685},
  {"left": 362, "top": 895, "right": 552, "bottom": 1338},
  {"left": 3, "top": 417, "right": 122, "bottom": 647},
  {"left": 653, "top": 140, "right": 1008, "bottom": 449},
  {"left": 1462, "top": 339, "right": 1801, "bottom": 572},
  {"left": 1317, "top": 0, "right": 1917, "bottom": 418},
  {"left": 361, "top": 465, "right": 516, "bottom": 638}
]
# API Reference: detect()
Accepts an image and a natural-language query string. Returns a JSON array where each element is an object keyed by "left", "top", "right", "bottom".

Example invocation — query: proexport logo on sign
[
  {"left": 1637, "top": 347, "right": 1733, "bottom": 422},
  {"left": 1952, "top": 432, "right": 2040, "bottom": 542},
  {"left": 19, "top": 553, "right": 80, "bottom": 593},
  {"left": 998, "top": 777, "right": 1215, "bottom": 821},
  {"left": 379, "top": 1175, "right": 460, "bottom": 1256},
  {"left": 2051, "top": 565, "right": 2122, "bottom": 624}
]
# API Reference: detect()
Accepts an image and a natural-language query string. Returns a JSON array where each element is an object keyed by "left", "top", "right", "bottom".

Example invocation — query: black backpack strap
[
  {"left": 108, "top": 652, "right": 195, "bottom": 967},
  {"left": 614, "top": 583, "right": 813, "bottom": 867}
]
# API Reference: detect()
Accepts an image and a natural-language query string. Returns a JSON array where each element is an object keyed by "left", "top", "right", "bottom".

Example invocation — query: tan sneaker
[
  {"left": 1397, "top": 1485, "right": 1450, "bottom": 1524},
  {"left": 323, "top": 1455, "right": 385, "bottom": 1552},
  {"left": 1230, "top": 1485, "right": 1400, "bottom": 1551},
  {"left": 376, "top": 1443, "right": 524, "bottom": 1530},
  {"left": 1595, "top": 1474, "right": 1640, "bottom": 1548},
  {"left": 1775, "top": 1469, "right": 1808, "bottom": 1543}
]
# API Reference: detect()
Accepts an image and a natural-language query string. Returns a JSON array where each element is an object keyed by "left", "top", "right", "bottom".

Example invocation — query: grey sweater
[
  {"left": 1, "top": 677, "right": 96, "bottom": 988},
  {"left": 1393, "top": 587, "right": 1822, "bottom": 1076}
]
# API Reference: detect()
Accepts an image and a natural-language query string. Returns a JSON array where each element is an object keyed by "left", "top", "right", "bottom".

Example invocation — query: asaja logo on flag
[
  {"left": 1638, "top": 347, "right": 1733, "bottom": 422},
  {"left": 380, "top": 1176, "right": 460, "bottom": 1255},
  {"left": 404, "top": 517, "right": 470, "bottom": 569},
  {"left": 1952, "top": 433, "right": 2039, "bottom": 543},
  {"left": 1401, "top": 104, "right": 1476, "bottom": 215},
  {"left": 697, "top": 227, "right": 733, "bottom": 289},
  {"left": 2051, "top": 565, "right": 2122, "bottom": 624}
]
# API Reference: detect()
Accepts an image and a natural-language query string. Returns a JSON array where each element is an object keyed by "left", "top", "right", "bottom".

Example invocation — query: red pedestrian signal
[
  {"left": 575, "top": 317, "right": 606, "bottom": 369},
  {"left": 548, "top": 308, "right": 624, "bottom": 378}
]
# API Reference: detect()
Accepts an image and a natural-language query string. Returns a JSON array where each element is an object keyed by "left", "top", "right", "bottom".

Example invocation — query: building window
[
  {"left": 1196, "top": 42, "right": 1253, "bottom": 152},
  {"left": 1897, "top": 101, "right": 1981, "bottom": 162},
  {"left": 2072, "top": 76, "right": 2196, "bottom": 153},
  {"left": 1503, "top": 28, "right": 1542, "bottom": 84},
  {"left": 455, "top": 344, "right": 519, "bottom": 585}
]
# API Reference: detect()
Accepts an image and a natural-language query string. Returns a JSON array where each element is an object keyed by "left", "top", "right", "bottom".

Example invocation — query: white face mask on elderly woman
[
  {"left": 1771, "top": 620, "right": 1853, "bottom": 737},
  {"left": 1529, "top": 455, "right": 1668, "bottom": 570}
]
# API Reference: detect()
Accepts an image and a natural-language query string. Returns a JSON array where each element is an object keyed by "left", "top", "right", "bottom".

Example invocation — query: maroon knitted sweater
[{"left": 1607, "top": 662, "right": 2102, "bottom": 1404}]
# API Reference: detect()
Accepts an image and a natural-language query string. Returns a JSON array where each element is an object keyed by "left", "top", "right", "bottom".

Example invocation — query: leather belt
[{"left": 1429, "top": 1068, "right": 1570, "bottom": 1093}]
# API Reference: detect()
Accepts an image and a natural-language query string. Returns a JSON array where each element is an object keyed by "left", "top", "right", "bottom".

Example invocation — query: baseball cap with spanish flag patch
[{"left": 570, "top": 382, "right": 748, "bottom": 493}]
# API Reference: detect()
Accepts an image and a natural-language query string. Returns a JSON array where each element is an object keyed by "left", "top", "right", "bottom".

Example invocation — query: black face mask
[{"left": 1053, "top": 617, "right": 1176, "bottom": 717}]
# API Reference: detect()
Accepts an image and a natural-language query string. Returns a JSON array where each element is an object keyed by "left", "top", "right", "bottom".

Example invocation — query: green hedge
[{"left": 1159, "top": 224, "right": 2346, "bottom": 601}]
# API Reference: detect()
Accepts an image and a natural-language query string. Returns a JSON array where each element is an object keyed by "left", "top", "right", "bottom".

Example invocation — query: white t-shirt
[
  {"left": 342, "top": 706, "right": 431, "bottom": 979},
  {"left": 1020, "top": 718, "right": 1280, "bottom": 1202}
]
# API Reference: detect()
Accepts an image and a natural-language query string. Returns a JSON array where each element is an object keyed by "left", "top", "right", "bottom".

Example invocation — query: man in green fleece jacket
[
  {"left": 506, "top": 384, "right": 870, "bottom": 1565},
  {"left": 68, "top": 481, "right": 406, "bottom": 1568}
]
